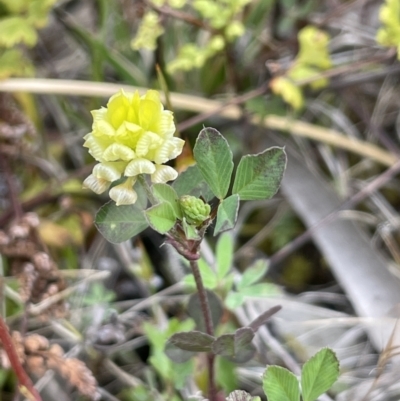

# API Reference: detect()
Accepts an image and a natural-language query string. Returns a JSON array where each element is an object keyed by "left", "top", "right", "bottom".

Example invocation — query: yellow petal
[
  {"left": 125, "top": 158, "right": 156, "bottom": 176},
  {"left": 83, "top": 174, "right": 110, "bottom": 194},
  {"left": 93, "top": 119, "right": 116, "bottom": 137},
  {"left": 154, "top": 141, "right": 176, "bottom": 164},
  {"left": 109, "top": 178, "right": 138, "bottom": 205},
  {"left": 143, "top": 90, "right": 161, "bottom": 103},
  {"left": 169, "top": 137, "right": 185, "bottom": 159},
  {"left": 107, "top": 89, "right": 131, "bottom": 128},
  {"left": 124, "top": 121, "right": 143, "bottom": 133},
  {"left": 159, "top": 110, "right": 175, "bottom": 137},
  {"left": 151, "top": 165, "right": 178, "bottom": 183},
  {"left": 139, "top": 99, "right": 161, "bottom": 131},
  {"left": 136, "top": 131, "right": 163, "bottom": 157},
  {"left": 128, "top": 91, "right": 141, "bottom": 122},
  {"left": 93, "top": 162, "right": 125, "bottom": 181},
  {"left": 91, "top": 108, "right": 107, "bottom": 123},
  {"left": 84, "top": 135, "right": 113, "bottom": 161},
  {"left": 103, "top": 143, "right": 136, "bottom": 161},
  {"left": 154, "top": 137, "right": 185, "bottom": 164}
]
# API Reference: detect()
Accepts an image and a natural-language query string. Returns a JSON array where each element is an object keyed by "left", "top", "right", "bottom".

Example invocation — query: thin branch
[{"left": 0, "top": 316, "right": 42, "bottom": 401}]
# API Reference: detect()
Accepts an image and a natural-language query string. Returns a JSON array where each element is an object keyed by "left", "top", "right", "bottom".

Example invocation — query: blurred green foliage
[
  {"left": 376, "top": 0, "right": 400, "bottom": 58},
  {"left": 0, "top": 0, "right": 56, "bottom": 77}
]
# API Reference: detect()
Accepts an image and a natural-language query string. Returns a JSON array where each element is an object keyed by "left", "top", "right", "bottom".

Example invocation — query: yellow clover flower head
[{"left": 83, "top": 89, "right": 185, "bottom": 206}]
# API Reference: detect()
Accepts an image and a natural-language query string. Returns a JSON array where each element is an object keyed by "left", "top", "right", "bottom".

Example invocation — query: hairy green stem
[{"left": 189, "top": 260, "right": 216, "bottom": 401}]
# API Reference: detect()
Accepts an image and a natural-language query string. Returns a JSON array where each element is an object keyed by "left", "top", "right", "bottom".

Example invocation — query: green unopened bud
[{"left": 179, "top": 195, "right": 211, "bottom": 226}]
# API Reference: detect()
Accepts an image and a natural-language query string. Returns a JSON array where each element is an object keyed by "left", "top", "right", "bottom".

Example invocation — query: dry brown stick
[{"left": 0, "top": 316, "right": 42, "bottom": 401}]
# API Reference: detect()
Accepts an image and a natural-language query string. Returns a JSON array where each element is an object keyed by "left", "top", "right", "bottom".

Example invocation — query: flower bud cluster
[{"left": 179, "top": 195, "right": 211, "bottom": 226}]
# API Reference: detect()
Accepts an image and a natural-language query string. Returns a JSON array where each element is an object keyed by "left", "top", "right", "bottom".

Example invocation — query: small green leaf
[
  {"left": 0, "top": 17, "right": 38, "bottom": 48},
  {"left": 249, "top": 305, "right": 282, "bottom": 332},
  {"left": 164, "top": 342, "right": 194, "bottom": 363},
  {"left": 152, "top": 183, "right": 182, "bottom": 218},
  {"left": 145, "top": 202, "right": 176, "bottom": 234},
  {"left": 235, "top": 327, "right": 255, "bottom": 349},
  {"left": 168, "top": 331, "right": 215, "bottom": 352},
  {"left": 238, "top": 283, "right": 280, "bottom": 297},
  {"left": 301, "top": 348, "right": 339, "bottom": 401},
  {"left": 95, "top": 201, "right": 149, "bottom": 243},
  {"left": 214, "top": 194, "right": 240, "bottom": 236},
  {"left": 238, "top": 260, "right": 268, "bottom": 290},
  {"left": 232, "top": 147, "right": 287, "bottom": 200},
  {"left": 216, "top": 357, "right": 238, "bottom": 393},
  {"left": 188, "top": 291, "right": 223, "bottom": 332},
  {"left": 182, "top": 218, "right": 201, "bottom": 240},
  {"left": 193, "top": 127, "right": 234, "bottom": 199},
  {"left": 225, "top": 292, "right": 245, "bottom": 309},
  {"left": 212, "top": 327, "right": 256, "bottom": 363},
  {"left": 216, "top": 232, "right": 234, "bottom": 279},
  {"left": 172, "top": 164, "right": 214, "bottom": 201},
  {"left": 262, "top": 366, "right": 300, "bottom": 401},
  {"left": 198, "top": 258, "right": 218, "bottom": 289}
]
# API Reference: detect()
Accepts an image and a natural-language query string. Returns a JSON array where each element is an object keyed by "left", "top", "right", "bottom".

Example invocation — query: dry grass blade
[{"left": 0, "top": 78, "right": 396, "bottom": 167}]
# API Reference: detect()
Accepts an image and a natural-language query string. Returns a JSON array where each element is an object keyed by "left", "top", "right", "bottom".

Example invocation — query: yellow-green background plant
[{"left": 0, "top": 0, "right": 56, "bottom": 77}]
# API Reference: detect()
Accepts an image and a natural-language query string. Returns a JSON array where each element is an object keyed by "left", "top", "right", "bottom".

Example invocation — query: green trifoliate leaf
[
  {"left": 172, "top": 164, "right": 214, "bottom": 202},
  {"left": 179, "top": 195, "right": 211, "bottom": 226},
  {"left": 212, "top": 327, "right": 256, "bottom": 363},
  {"left": 145, "top": 202, "right": 176, "bottom": 234},
  {"left": 216, "top": 232, "right": 234, "bottom": 279},
  {"left": 262, "top": 366, "right": 300, "bottom": 401},
  {"left": 213, "top": 194, "right": 240, "bottom": 236},
  {"left": 193, "top": 127, "right": 234, "bottom": 199},
  {"left": 232, "top": 147, "right": 287, "bottom": 200},
  {"left": 152, "top": 183, "right": 182, "bottom": 218},
  {"left": 167, "top": 331, "right": 215, "bottom": 352},
  {"left": 301, "top": 348, "right": 339, "bottom": 401},
  {"left": 95, "top": 201, "right": 149, "bottom": 243}
]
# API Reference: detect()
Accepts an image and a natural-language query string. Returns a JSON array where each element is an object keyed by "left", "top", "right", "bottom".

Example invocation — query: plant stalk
[{"left": 189, "top": 260, "right": 216, "bottom": 401}]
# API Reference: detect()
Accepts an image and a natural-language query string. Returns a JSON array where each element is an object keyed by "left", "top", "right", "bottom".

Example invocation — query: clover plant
[{"left": 83, "top": 88, "right": 339, "bottom": 400}]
